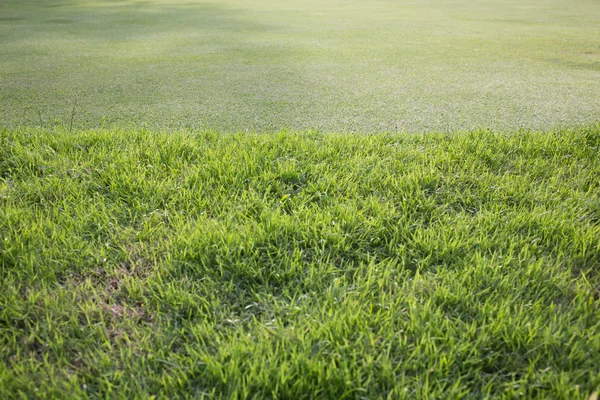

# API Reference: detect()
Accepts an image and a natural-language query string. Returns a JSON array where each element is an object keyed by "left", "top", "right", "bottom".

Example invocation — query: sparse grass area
[
  {"left": 1, "top": 126, "right": 599, "bottom": 398},
  {"left": 1, "top": 0, "right": 599, "bottom": 132}
]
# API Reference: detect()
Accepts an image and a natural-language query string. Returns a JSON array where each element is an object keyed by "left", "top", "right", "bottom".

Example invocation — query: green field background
[{"left": 1, "top": 0, "right": 599, "bottom": 132}]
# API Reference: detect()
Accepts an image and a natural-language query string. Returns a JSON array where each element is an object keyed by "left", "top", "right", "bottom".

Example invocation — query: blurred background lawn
[{"left": 1, "top": 0, "right": 599, "bottom": 132}]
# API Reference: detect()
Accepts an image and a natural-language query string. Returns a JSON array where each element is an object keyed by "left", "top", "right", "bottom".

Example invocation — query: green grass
[
  {"left": 1, "top": 125, "right": 599, "bottom": 398},
  {"left": 1, "top": 0, "right": 599, "bottom": 132},
  {"left": 2, "top": 0, "right": 599, "bottom": 397}
]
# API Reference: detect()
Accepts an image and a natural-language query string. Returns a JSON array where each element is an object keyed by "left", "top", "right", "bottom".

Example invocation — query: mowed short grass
[
  {"left": 1, "top": 0, "right": 599, "bottom": 132},
  {"left": 1, "top": 126, "right": 599, "bottom": 398}
]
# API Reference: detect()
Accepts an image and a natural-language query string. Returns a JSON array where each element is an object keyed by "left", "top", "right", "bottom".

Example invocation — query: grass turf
[
  {"left": 1, "top": 0, "right": 599, "bottom": 132},
  {"left": 1, "top": 125, "right": 599, "bottom": 398}
]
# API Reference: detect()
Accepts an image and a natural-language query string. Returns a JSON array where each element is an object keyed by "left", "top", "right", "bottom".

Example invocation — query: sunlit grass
[{"left": 1, "top": 126, "right": 599, "bottom": 398}]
